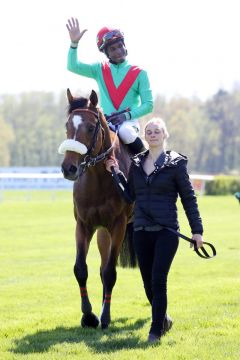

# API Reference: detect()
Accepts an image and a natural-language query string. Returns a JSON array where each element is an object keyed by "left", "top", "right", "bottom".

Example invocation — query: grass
[{"left": 0, "top": 191, "right": 239, "bottom": 360}]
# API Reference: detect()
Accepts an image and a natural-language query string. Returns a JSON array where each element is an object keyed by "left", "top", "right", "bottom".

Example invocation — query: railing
[
  {"left": 0, "top": 172, "right": 72, "bottom": 189},
  {"left": 0, "top": 171, "right": 214, "bottom": 193}
]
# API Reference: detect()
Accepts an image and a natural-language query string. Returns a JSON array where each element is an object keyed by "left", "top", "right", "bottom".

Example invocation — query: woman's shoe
[{"left": 162, "top": 314, "right": 173, "bottom": 335}]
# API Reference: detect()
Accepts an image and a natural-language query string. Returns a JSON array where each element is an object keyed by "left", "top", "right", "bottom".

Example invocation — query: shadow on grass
[{"left": 11, "top": 317, "right": 151, "bottom": 354}]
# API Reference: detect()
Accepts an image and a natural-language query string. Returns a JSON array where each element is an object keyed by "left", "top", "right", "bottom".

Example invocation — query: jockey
[{"left": 66, "top": 18, "right": 153, "bottom": 155}]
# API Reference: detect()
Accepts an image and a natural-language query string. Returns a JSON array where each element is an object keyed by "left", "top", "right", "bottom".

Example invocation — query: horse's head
[{"left": 59, "top": 89, "right": 111, "bottom": 181}]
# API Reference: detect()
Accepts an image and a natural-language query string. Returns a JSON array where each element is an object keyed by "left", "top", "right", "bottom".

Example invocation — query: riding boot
[{"left": 127, "top": 137, "right": 146, "bottom": 155}]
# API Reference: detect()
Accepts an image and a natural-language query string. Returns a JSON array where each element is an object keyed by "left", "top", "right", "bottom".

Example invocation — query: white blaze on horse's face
[
  {"left": 72, "top": 115, "right": 82, "bottom": 139},
  {"left": 58, "top": 114, "right": 88, "bottom": 155}
]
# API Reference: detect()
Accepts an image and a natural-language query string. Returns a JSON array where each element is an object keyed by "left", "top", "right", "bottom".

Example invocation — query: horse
[{"left": 58, "top": 89, "right": 135, "bottom": 329}]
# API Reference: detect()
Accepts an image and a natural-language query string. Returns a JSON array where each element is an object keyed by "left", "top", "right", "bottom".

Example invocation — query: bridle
[{"left": 69, "top": 108, "right": 117, "bottom": 175}]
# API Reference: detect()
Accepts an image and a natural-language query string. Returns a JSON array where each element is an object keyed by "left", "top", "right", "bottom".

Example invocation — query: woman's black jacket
[{"left": 119, "top": 150, "right": 203, "bottom": 234}]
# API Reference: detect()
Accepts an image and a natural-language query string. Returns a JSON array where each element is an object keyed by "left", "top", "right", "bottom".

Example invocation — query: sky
[{"left": 0, "top": 0, "right": 240, "bottom": 100}]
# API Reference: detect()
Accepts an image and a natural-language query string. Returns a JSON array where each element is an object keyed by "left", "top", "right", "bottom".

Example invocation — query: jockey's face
[{"left": 106, "top": 40, "right": 127, "bottom": 64}]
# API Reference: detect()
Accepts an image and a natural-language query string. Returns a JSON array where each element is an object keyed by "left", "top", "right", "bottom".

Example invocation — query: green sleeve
[
  {"left": 130, "top": 70, "right": 153, "bottom": 120},
  {"left": 67, "top": 47, "right": 98, "bottom": 79}
]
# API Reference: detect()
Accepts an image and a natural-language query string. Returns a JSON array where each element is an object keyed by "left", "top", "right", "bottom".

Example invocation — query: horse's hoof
[
  {"left": 101, "top": 322, "right": 109, "bottom": 330},
  {"left": 81, "top": 313, "right": 99, "bottom": 328}
]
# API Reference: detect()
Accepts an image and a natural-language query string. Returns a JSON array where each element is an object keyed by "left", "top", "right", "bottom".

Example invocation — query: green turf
[{"left": 0, "top": 191, "right": 239, "bottom": 359}]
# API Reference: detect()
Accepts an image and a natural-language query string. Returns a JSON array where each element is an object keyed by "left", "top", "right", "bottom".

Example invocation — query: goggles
[{"left": 100, "top": 30, "right": 124, "bottom": 50}]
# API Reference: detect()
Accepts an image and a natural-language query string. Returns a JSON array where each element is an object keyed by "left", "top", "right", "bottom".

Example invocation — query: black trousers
[{"left": 133, "top": 229, "right": 179, "bottom": 336}]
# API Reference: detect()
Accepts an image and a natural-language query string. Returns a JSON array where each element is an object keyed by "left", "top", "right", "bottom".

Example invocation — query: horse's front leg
[
  {"left": 100, "top": 217, "right": 127, "bottom": 329},
  {"left": 74, "top": 222, "right": 99, "bottom": 328},
  {"left": 97, "top": 228, "right": 111, "bottom": 305}
]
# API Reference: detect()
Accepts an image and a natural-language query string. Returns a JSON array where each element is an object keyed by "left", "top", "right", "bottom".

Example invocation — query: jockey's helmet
[{"left": 97, "top": 27, "right": 125, "bottom": 52}]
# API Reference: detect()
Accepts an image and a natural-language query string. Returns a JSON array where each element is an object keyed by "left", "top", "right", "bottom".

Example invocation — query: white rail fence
[{"left": 0, "top": 167, "right": 214, "bottom": 194}]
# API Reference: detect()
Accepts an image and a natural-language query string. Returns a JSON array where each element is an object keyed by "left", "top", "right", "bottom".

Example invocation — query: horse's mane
[{"left": 67, "top": 97, "right": 89, "bottom": 115}]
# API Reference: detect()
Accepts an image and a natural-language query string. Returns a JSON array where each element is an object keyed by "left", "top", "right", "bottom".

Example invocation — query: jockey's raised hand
[{"left": 66, "top": 18, "right": 87, "bottom": 44}]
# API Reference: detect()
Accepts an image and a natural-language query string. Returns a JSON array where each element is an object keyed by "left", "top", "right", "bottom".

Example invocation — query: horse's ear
[
  {"left": 89, "top": 90, "right": 98, "bottom": 107},
  {"left": 67, "top": 88, "right": 74, "bottom": 104}
]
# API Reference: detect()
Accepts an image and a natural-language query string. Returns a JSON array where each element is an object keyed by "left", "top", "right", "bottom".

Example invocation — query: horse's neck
[
  {"left": 84, "top": 164, "right": 112, "bottom": 188},
  {"left": 89, "top": 163, "right": 107, "bottom": 176}
]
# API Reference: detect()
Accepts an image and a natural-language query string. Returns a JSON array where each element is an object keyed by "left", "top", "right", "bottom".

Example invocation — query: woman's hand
[
  {"left": 191, "top": 234, "right": 204, "bottom": 249},
  {"left": 66, "top": 18, "right": 87, "bottom": 43},
  {"left": 104, "top": 156, "right": 120, "bottom": 173}
]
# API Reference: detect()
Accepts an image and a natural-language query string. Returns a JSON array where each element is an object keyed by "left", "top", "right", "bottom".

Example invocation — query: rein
[{"left": 161, "top": 226, "right": 216, "bottom": 259}]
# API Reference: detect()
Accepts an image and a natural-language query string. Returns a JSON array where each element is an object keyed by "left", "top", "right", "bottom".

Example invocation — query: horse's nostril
[
  {"left": 61, "top": 164, "right": 77, "bottom": 178},
  {"left": 69, "top": 165, "right": 77, "bottom": 174},
  {"left": 61, "top": 165, "right": 67, "bottom": 175}
]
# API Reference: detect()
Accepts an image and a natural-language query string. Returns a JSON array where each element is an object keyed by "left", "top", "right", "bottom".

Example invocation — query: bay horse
[{"left": 58, "top": 89, "right": 135, "bottom": 329}]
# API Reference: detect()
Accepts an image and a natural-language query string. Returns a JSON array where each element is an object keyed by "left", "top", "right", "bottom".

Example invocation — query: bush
[{"left": 205, "top": 175, "right": 240, "bottom": 195}]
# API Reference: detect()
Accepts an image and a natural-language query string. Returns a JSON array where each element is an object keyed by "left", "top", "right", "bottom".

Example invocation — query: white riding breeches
[{"left": 117, "top": 120, "right": 140, "bottom": 144}]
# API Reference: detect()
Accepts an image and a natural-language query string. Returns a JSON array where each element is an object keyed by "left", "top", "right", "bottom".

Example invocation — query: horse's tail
[{"left": 119, "top": 222, "right": 138, "bottom": 268}]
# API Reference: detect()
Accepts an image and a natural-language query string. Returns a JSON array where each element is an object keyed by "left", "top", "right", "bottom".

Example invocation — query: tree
[
  {"left": 206, "top": 89, "right": 240, "bottom": 173},
  {"left": 0, "top": 116, "right": 14, "bottom": 166}
]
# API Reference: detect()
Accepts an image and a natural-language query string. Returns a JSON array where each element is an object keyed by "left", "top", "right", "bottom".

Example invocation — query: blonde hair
[{"left": 144, "top": 117, "right": 169, "bottom": 140}]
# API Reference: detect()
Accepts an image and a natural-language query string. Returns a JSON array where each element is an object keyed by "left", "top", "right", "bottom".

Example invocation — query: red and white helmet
[{"left": 96, "top": 27, "right": 124, "bottom": 52}]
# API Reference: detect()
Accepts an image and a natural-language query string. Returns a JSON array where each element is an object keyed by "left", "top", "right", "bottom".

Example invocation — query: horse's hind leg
[{"left": 74, "top": 223, "right": 99, "bottom": 328}]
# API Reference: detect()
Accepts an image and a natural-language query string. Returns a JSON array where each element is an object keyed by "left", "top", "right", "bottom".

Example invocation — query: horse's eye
[{"left": 88, "top": 125, "right": 95, "bottom": 133}]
